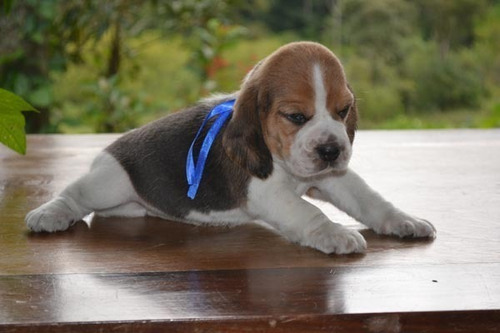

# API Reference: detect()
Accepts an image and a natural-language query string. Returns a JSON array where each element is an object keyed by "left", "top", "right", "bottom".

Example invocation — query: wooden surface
[{"left": 1, "top": 130, "right": 499, "bottom": 332}]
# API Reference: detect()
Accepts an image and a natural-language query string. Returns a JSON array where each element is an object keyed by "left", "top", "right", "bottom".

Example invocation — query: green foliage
[
  {"left": 188, "top": 18, "right": 247, "bottom": 93},
  {"left": 417, "top": 0, "right": 488, "bottom": 53},
  {"left": 337, "top": 0, "right": 496, "bottom": 125},
  {"left": 479, "top": 103, "right": 500, "bottom": 128},
  {"left": 0, "top": 0, "right": 90, "bottom": 132},
  {"left": 0, "top": 88, "right": 37, "bottom": 154},
  {"left": 341, "top": 0, "right": 416, "bottom": 63},
  {"left": 1, "top": 0, "right": 167, "bottom": 133},
  {"left": 259, "top": 0, "right": 332, "bottom": 39},
  {"left": 154, "top": 0, "right": 248, "bottom": 94},
  {"left": 0, "top": 0, "right": 499, "bottom": 133},
  {"left": 474, "top": 4, "right": 500, "bottom": 88},
  {"left": 343, "top": 55, "right": 404, "bottom": 121},
  {"left": 1, "top": 0, "right": 14, "bottom": 13},
  {"left": 405, "top": 43, "right": 485, "bottom": 111}
]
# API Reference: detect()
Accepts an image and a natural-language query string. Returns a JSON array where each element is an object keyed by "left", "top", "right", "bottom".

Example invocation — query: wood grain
[
  {"left": 3, "top": 311, "right": 499, "bottom": 333},
  {"left": 2, "top": 264, "right": 500, "bottom": 324},
  {"left": 1, "top": 130, "right": 499, "bottom": 332}
]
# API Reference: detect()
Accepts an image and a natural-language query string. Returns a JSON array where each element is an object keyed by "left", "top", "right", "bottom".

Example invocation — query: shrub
[
  {"left": 406, "top": 43, "right": 485, "bottom": 112},
  {"left": 343, "top": 54, "right": 405, "bottom": 124}
]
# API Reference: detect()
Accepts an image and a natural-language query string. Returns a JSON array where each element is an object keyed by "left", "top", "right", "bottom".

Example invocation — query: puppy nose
[{"left": 316, "top": 144, "right": 341, "bottom": 162}]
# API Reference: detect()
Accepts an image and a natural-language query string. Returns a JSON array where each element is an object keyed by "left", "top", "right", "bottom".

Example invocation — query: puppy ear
[
  {"left": 223, "top": 83, "right": 273, "bottom": 179},
  {"left": 346, "top": 85, "right": 358, "bottom": 143}
]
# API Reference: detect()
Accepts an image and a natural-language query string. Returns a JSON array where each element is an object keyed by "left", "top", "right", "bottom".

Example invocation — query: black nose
[{"left": 316, "top": 144, "right": 341, "bottom": 162}]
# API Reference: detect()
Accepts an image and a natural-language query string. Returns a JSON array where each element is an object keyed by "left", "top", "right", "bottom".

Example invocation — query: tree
[
  {"left": 415, "top": 0, "right": 488, "bottom": 58},
  {"left": 0, "top": 0, "right": 155, "bottom": 133},
  {"left": 0, "top": 0, "right": 246, "bottom": 133},
  {"left": 0, "top": 0, "right": 37, "bottom": 154},
  {"left": 341, "top": 0, "right": 416, "bottom": 66},
  {"left": 0, "top": 1, "right": 62, "bottom": 132},
  {"left": 153, "top": 0, "right": 247, "bottom": 95},
  {"left": 260, "top": 0, "right": 332, "bottom": 39}
]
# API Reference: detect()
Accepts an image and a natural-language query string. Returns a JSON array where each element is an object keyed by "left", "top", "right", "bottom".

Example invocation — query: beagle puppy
[{"left": 26, "top": 42, "right": 436, "bottom": 254}]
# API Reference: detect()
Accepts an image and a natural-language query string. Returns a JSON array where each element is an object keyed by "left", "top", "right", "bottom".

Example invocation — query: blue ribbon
[{"left": 186, "top": 99, "right": 235, "bottom": 199}]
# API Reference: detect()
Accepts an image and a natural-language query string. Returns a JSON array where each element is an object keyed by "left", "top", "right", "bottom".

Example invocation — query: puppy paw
[
  {"left": 374, "top": 209, "right": 436, "bottom": 239},
  {"left": 303, "top": 223, "right": 367, "bottom": 254},
  {"left": 26, "top": 198, "right": 76, "bottom": 233}
]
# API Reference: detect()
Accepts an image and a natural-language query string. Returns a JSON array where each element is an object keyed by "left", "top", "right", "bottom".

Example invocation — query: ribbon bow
[{"left": 186, "top": 99, "right": 235, "bottom": 199}]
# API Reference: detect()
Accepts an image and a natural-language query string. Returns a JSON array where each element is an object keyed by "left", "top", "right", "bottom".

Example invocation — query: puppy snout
[{"left": 315, "top": 144, "right": 341, "bottom": 162}]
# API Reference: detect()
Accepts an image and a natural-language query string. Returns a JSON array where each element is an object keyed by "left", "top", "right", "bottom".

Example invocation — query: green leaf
[
  {"left": 0, "top": 113, "right": 26, "bottom": 154},
  {"left": 0, "top": 88, "right": 38, "bottom": 155}
]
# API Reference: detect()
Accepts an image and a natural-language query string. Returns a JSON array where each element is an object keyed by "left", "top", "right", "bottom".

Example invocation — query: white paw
[
  {"left": 303, "top": 223, "right": 367, "bottom": 254},
  {"left": 374, "top": 209, "right": 436, "bottom": 239},
  {"left": 25, "top": 198, "right": 76, "bottom": 233}
]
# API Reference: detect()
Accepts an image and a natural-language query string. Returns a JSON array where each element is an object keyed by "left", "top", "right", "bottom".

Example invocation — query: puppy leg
[
  {"left": 26, "top": 152, "right": 143, "bottom": 232},
  {"left": 246, "top": 172, "right": 366, "bottom": 254},
  {"left": 312, "top": 169, "right": 436, "bottom": 238},
  {"left": 95, "top": 202, "right": 147, "bottom": 218}
]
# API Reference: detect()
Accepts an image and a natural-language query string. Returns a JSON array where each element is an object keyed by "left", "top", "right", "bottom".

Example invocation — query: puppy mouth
[
  {"left": 316, "top": 159, "right": 348, "bottom": 174},
  {"left": 288, "top": 159, "right": 348, "bottom": 179}
]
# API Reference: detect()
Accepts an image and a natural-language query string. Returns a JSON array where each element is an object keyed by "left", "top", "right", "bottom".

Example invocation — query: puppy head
[{"left": 223, "top": 41, "right": 357, "bottom": 179}]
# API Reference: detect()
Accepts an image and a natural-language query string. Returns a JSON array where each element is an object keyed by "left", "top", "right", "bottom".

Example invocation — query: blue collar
[{"left": 186, "top": 99, "right": 235, "bottom": 199}]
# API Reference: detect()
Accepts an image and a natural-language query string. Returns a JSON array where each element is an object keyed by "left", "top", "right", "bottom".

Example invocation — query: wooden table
[{"left": 1, "top": 130, "right": 499, "bottom": 332}]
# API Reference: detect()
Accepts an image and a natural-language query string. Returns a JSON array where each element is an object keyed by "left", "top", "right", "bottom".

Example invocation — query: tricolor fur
[{"left": 26, "top": 42, "right": 435, "bottom": 254}]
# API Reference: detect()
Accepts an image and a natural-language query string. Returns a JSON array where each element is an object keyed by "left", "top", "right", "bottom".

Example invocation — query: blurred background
[{"left": 1, "top": 0, "right": 499, "bottom": 133}]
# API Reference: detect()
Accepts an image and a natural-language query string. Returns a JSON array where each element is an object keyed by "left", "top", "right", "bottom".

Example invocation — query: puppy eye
[
  {"left": 285, "top": 113, "right": 308, "bottom": 125},
  {"left": 338, "top": 105, "right": 350, "bottom": 119}
]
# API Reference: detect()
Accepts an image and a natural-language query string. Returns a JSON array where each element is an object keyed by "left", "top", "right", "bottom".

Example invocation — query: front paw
[
  {"left": 26, "top": 198, "right": 76, "bottom": 233},
  {"left": 303, "top": 223, "right": 367, "bottom": 254},
  {"left": 374, "top": 209, "right": 436, "bottom": 239}
]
